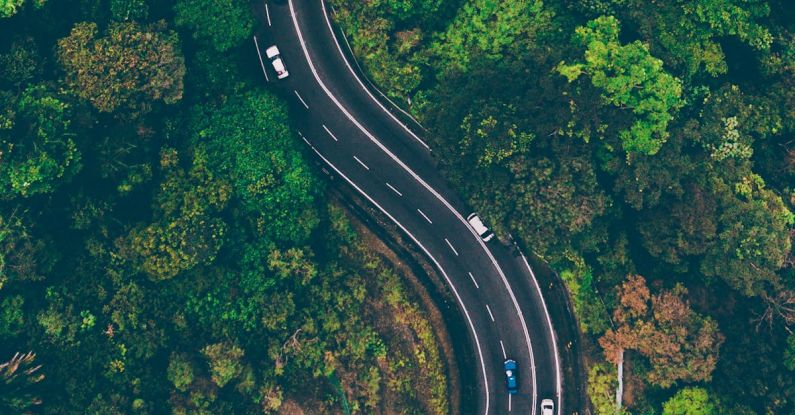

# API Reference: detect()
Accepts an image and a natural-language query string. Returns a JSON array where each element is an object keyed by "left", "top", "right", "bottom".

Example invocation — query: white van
[{"left": 466, "top": 213, "right": 494, "bottom": 242}]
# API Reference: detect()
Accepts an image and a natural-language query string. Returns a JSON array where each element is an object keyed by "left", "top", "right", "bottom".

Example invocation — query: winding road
[{"left": 254, "top": 1, "right": 564, "bottom": 413}]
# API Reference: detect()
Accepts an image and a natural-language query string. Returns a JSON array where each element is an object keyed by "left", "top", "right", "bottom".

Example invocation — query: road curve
[{"left": 255, "top": 1, "right": 562, "bottom": 413}]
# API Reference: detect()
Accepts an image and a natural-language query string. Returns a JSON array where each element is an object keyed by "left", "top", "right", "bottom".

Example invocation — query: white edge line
[
  {"left": 353, "top": 155, "right": 369, "bottom": 170},
  {"left": 300, "top": 139, "right": 490, "bottom": 414},
  {"left": 444, "top": 238, "right": 459, "bottom": 256},
  {"left": 500, "top": 340, "right": 507, "bottom": 359},
  {"left": 486, "top": 304, "right": 495, "bottom": 322},
  {"left": 252, "top": 36, "right": 270, "bottom": 82},
  {"left": 265, "top": 2, "right": 272, "bottom": 26},
  {"left": 322, "top": 124, "right": 339, "bottom": 141},
  {"left": 468, "top": 272, "right": 479, "bottom": 289},
  {"left": 417, "top": 208, "right": 433, "bottom": 224},
  {"left": 385, "top": 182, "right": 402, "bottom": 196},
  {"left": 521, "top": 252, "right": 563, "bottom": 415},
  {"left": 319, "top": 0, "right": 430, "bottom": 150},
  {"left": 294, "top": 90, "right": 309, "bottom": 109}
]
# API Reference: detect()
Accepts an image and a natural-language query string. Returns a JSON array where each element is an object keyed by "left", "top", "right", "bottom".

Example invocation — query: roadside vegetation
[
  {"left": 0, "top": 1, "right": 449, "bottom": 413},
  {"left": 331, "top": 0, "right": 795, "bottom": 413}
]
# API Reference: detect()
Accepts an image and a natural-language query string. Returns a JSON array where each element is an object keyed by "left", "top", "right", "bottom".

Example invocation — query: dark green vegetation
[
  {"left": 332, "top": 0, "right": 795, "bottom": 413},
  {"left": 0, "top": 1, "right": 449, "bottom": 413}
]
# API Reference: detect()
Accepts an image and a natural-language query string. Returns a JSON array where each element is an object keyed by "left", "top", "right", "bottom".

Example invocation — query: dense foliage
[
  {"left": 331, "top": 0, "right": 795, "bottom": 412},
  {"left": 0, "top": 1, "right": 450, "bottom": 413}
]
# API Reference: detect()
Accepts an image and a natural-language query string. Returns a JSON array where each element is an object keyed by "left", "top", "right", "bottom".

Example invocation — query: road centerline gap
[
  {"left": 294, "top": 90, "right": 309, "bottom": 109},
  {"left": 322, "top": 125, "right": 339, "bottom": 142},
  {"left": 353, "top": 155, "right": 369, "bottom": 170},
  {"left": 417, "top": 209, "right": 433, "bottom": 224}
]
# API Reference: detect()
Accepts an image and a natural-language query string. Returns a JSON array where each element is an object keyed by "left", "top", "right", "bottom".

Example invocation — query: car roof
[
  {"left": 272, "top": 58, "right": 285, "bottom": 72},
  {"left": 504, "top": 359, "right": 517, "bottom": 369},
  {"left": 265, "top": 45, "right": 280, "bottom": 58}
]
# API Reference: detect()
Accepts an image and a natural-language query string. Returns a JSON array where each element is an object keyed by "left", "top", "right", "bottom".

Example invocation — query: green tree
[
  {"left": 190, "top": 91, "right": 319, "bottom": 245},
  {"left": 201, "top": 342, "right": 244, "bottom": 388},
  {"left": 0, "top": 211, "right": 54, "bottom": 289},
  {"left": 587, "top": 363, "right": 622, "bottom": 415},
  {"left": 110, "top": 0, "right": 148, "bottom": 21},
  {"left": 700, "top": 174, "right": 794, "bottom": 296},
  {"left": 0, "top": 37, "right": 41, "bottom": 87},
  {"left": 57, "top": 21, "right": 185, "bottom": 114},
  {"left": 167, "top": 353, "right": 195, "bottom": 392},
  {"left": 662, "top": 387, "right": 719, "bottom": 415},
  {"left": 0, "top": 0, "right": 45, "bottom": 18},
  {"left": 0, "top": 295, "right": 24, "bottom": 338},
  {"left": 126, "top": 148, "right": 231, "bottom": 281},
  {"left": 174, "top": 0, "right": 254, "bottom": 52},
  {"left": 556, "top": 16, "right": 683, "bottom": 155},
  {"left": 432, "top": 0, "right": 554, "bottom": 71},
  {"left": 0, "top": 85, "right": 81, "bottom": 198}
]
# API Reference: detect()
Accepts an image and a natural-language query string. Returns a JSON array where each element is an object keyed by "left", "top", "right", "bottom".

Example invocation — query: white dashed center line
[
  {"left": 509, "top": 394, "right": 512, "bottom": 412},
  {"left": 385, "top": 182, "right": 402, "bottom": 196},
  {"left": 468, "top": 272, "right": 479, "bottom": 289},
  {"left": 417, "top": 209, "right": 433, "bottom": 224},
  {"left": 265, "top": 3, "right": 271, "bottom": 26},
  {"left": 500, "top": 340, "right": 507, "bottom": 359},
  {"left": 444, "top": 238, "right": 459, "bottom": 256},
  {"left": 294, "top": 90, "right": 309, "bottom": 109},
  {"left": 486, "top": 304, "right": 495, "bottom": 322},
  {"left": 353, "top": 155, "right": 369, "bottom": 170},
  {"left": 322, "top": 125, "right": 339, "bottom": 142}
]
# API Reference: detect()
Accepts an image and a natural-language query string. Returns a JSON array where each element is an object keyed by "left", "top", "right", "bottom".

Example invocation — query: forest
[
  {"left": 0, "top": 0, "right": 451, "bottom": 413},
  {"left": 328, "top": 0, "right": 794, "bottom": 413}
]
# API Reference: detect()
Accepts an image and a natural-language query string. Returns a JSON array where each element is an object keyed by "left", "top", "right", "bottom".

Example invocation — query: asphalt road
[{"left": 254, "top": 1, "right": 563, "bottom": 413}]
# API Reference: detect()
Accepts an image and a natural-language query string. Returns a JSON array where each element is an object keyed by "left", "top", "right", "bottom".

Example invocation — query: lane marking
[
  {"left": 294, "top": 90, "right": 309, "bottom": 109},
  {"left": 417, "top": 208, "right": 432, "bottom": 224},
  {"left": 486, "top": 304, "right": 495, "bottom": 322},
  {"left": 265, "top": 2, "right": 272, "bottom": 26},
  {"left": 319, "top": 0, "right": 430, "bottom": 149},
  {"left": 299, "top": 140, "right": 490, "bottom": 415},
  {"left": 322, "top": 124, "right": 339, "bottom": 141},
  {"left": 353, "top": 155, "right": 369, "bottom": 170},
  {"left": 444, "top": 238, "right": 459, "bottom": 256},
  {"left": 468, "top": 272, "right": 479, "bottom": 289},
  {"left": 500, "top": 340, "right": 507, "bottom": 359},
  {"left": 385, "top": 182, "right": 402, "bottom": 196},
  {"left": 509, "top": 394, "right": 512, "bottom": 412},
  {"left": 252, "top": 36, "right": 270, "bottom": 82}
]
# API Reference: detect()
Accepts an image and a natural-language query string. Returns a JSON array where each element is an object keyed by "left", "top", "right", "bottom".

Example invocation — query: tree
[
  {"left": 126, "top": 148, "right": 231, "bottom": 281},
  {"left": 167, "top": 353, "right": 195, "bottom": 392},
  {"left": 662, "top": 387, "right": 719, "bottom": 415},
  {"left": 700, "top": 174, "right": 793, "bottom": 296},
  {"left": 0, "top": 85, "right": 81, "bottom": 198},
  {"left": 588, "top": 363, "right": 623, "bottom": 415},
  {"left": 190, "top": 91, "right": 319, "bottom": 245},
  {"left": 0, "top": 37, "right": 41, "bottom": 87},
  {"left": 57, "top": 21, "right": 185, "bottom": 114},
  {"left": 201, "top": 342, "right": 245, "bottom": 388},
  {"left": 173, "top": 0, "right": 254, "bottom": 52},
  {"left": 556, "top": 16, "right": 683, "bottom": 155},
  {"left": 0, "top": 352, "right": 44, "bottom": 413},
  {"left": 0, "top": 210, "right": 55, "bottom": 288},
  {"left": 110, "top": 0, "right": 148, "bottom": 21},
  {"left": 432, "top": 0, "right": 554, "bottom": 71},
  {"left": 0, "top": 0, "right": 45, "bottom": 18},
  {"left": 600, "top": 275, "right": 724, "bottom": 387}
]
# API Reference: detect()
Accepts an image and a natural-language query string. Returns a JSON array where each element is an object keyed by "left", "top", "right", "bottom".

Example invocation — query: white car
[
  {"left": 541, "top": 399, "right": 554, "bottom": 415},
  {"left": 265, "top": 45, "right": 289, "bottom": 79},
  {"left": 466, "top": 213, "right": 494, "bottom": 242}
]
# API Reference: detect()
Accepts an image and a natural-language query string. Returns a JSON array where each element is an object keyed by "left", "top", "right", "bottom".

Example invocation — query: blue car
[{"left": 504, "top": 359, "right": 518, "bottom": 394}]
